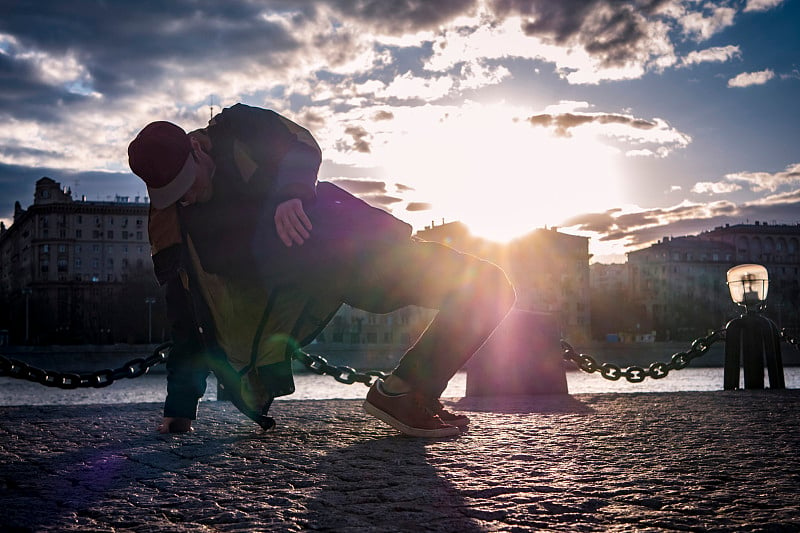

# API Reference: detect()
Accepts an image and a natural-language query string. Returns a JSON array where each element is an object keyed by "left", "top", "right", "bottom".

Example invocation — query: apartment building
[
  {"left": 626, "top": 222, "right": 800, "bottom": 339},
  {"left": 0, "top": 177, "right": 155, "bottom": 344}
]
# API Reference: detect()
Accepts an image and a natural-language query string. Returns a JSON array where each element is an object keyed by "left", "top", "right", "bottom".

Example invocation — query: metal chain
[
  {"left": 0, "top": 343, "right": 170, "bottom": 389},
  {"left": 561, "top": 328, "right": 727, "bottom": 383},
  {"left": 0, "top": 342, "right": 387, "bottom": 390},
  {"left": 292, "top": 349, "right": 388, "bottom": 387},
  {"left": 2, "top": 323, "right": 792, "bottom": 390}
]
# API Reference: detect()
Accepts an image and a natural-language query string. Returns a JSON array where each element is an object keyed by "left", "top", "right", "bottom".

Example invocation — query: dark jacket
[{"left": 149, "top": 104, "right": 411, "bottom": 420}]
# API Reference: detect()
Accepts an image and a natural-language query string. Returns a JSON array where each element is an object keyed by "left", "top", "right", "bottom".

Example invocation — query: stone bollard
[{"left": 466, "top": 308, "right": 568, "bottom": 396}]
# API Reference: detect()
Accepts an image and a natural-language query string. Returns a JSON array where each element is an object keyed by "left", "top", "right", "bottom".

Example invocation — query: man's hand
[
  {"left": 274, "top": 198, "right": 313, "bottom": 247},
  {"left": 158, "top": 417, "right": 193, "bottom": 434}
]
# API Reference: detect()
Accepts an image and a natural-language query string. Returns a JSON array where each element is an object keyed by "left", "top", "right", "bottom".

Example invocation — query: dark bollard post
[
  {"left": 723, "top": 264, "right": 785, "bottom": 390},
  {"left": 466, "top": 308, "right": 567, "bottom": 396}
]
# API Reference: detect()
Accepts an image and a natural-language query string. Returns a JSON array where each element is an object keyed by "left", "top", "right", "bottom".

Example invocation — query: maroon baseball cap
[{"left": 128, "top": 121, "right": 197, "bottom": 209}]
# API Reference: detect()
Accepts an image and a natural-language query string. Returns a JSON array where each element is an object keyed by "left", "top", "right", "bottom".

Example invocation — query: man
[{"left": 129, "top": 103, "right": 515, "bottom": 438}]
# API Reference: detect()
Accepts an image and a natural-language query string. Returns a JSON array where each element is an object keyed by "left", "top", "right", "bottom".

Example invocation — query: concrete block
[{"left": 466, "top": 309, "right": 568, "bottom": 396}]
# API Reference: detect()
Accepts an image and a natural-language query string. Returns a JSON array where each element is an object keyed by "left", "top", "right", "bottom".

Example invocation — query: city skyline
[{"left": 1, "top": 1, "right": 798, "bottom": 263}]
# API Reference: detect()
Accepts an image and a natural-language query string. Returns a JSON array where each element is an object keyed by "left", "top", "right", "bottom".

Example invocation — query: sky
[{"left": 1, "top": 0, "right": 798, "bottom": 263}]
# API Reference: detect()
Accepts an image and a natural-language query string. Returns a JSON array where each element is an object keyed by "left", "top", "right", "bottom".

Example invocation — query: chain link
[
  {"left": 561, "top": 328, "right": 727, "bottom": 383},
  {"left": 0, "top": 343, "right": 170, "bottom": 389},
  {"left": 292, "top": 349, "right": 388, "bottom": 387}
]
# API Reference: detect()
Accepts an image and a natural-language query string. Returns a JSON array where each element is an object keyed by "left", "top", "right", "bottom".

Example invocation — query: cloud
[
  {"left": 406, "top": 201, "right": 432, "bottom": 211},
  {"left": 526, "top": 111, "right": 656, "bottom": 137},
  {"left": 728, "top": 69, "right": 775, "bottom": 87},
  {"left": 691, "top": 181, "right": 743, "bottom": 194},
  {"left": 677, "top": 5, "right": 736, "bottom": 41},
  {"left": 744, "top": 0, "right": 786, "bottom": 13},
  {"left": 725, "top": 163, "right": 800, "bottom": 192},
  {"left": 489, "top": 0, "right": 670, "bottom": 69},
  {"left": 343, "top": 125, "right": 372, "bottom": 153},
  {"left": 681, "top": 45, "right": 741, "bottom": 67},
  {"left": 523, "top": 108, "right": 690, "bottom": 156}
]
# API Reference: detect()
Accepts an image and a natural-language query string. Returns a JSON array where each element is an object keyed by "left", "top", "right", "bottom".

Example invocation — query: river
[{"left": 1, "top": 367, "right": 798, "bottom": 406}]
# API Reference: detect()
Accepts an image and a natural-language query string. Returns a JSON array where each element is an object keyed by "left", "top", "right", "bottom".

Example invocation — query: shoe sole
[
  {"left": 440, "top": 417, "right": 469, "bottom": 428},
  {"left": 363, "top": 400, "right": 461, "bottom": 438}
]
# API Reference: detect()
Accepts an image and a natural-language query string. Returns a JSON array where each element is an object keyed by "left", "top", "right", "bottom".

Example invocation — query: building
[
  {"left": 415, "top": 221, "right": 592, "bottom": 343},
  {"left": 0, "top": 177, "right": 158, "bottom": 344},
  {"left": 627, "top": 222, "right": 800, "bottom": 340}
]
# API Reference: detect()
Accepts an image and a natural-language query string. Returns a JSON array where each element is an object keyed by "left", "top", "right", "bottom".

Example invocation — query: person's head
[{"left": 128, "top": 121, "right": 214, "bottom": 208}]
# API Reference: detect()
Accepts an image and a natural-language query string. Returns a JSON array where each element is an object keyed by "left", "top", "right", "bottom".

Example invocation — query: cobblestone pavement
[{"left": 1, "top": 390, "right": 799, "bottom": 532}]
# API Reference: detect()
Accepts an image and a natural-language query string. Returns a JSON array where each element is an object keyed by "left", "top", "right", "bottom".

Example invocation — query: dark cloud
[
  {"left": 0, "top": 1, "right": 304, "bottom": 121},
  {"left": 331, "top": 0, "right": 477, "bottom": 34},
  {"left": 526, "top": 112, "right": 656, "bottom": 137},
  {"left": 395, "top": 183, "right": 415, "bottom": 192},
  {"left": 361, "top": 193, "right": 404, "bottom": 211},
  {"left": 563, "top": 194, "right": 800, "bottom": 253},
  {"left": 489, "top": 0, "right": 669, "bottom": 68},
  {"left": 343, "top": 125, "right": 371, "bottom": 153},
  {"left": 328, "top": 178, "right": 387, "bottom": 195},
  {"left": 406, "top": 201, "right": 432, "bottom": 211},
  {"left": 374, "top": 110, "right": 395, "bottom": 121}
]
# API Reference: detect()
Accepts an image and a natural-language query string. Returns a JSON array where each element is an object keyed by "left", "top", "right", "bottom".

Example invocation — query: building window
[
  {"left": 93, "top": 244, "right": 100, "bottom": 253},
  {"left": 58, "top": 244, "right": 66, "bottom": 253},
  {"left": 75, "top": 258, "right": 82, "bottom": 269},
  {"left": 76, "top": 229, "right": 82, "bottom": 238},
  {"left": 41, "top": 244, "right": 49, "bottom": 253},
  {"left": 77, "top": 215, "right": 82, "bottom": 224},
  {"left": 75, "top": 245, "right": 81, "bottom": 253},
  {"left": 136, "top": 231, "right": 143, "bottom": 240},
  {"left": 57, "top": 259, "right": 68, "bottom": 272},
  {"left": 122, "top": 231, "right": 129, "bottom": 240},
  {"left": 107, "top": 230, "right": 114, "bottom": 239}
]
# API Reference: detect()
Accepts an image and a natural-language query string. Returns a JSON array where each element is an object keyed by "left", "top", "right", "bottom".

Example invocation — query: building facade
[
  {"left": 415, "top": 221, "right": 592, "bottom": 343},
  {"left": 0, "top": 178, "right": 158, "bottom": 344},
  {"left": 626, "top": 222, "right": 800, "bottom": 340}
]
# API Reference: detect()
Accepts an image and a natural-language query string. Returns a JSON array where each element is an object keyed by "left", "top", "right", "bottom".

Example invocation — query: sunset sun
[{"left": 369, "top": 102, "right": 622, "bottom": 242}]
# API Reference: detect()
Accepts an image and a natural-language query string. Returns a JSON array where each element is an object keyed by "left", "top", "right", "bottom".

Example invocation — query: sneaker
[
  {"left": 364, "top": 380, "right": 460, "bottom": 438},
  {"left": 425, "top": 397, "right": 470, "bottom": 428}
]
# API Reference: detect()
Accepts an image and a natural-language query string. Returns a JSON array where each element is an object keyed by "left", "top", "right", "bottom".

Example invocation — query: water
[{"left": 1, "top": 367, "right": 798, "bottom": 406}]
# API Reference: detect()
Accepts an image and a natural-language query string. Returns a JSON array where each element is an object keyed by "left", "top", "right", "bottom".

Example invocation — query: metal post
[
  {"left": 22, "top": 287, "right": 32, "bottom": 344},
  {"left": 724, "top": 312, "right": 784, "bottom": 390},
  {"left": 145, "top": 297, "right": 156, "bottom": 343}
]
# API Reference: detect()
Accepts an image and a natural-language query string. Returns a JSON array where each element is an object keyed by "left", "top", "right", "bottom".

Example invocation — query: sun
[{"left": 371, "top": 102, "right": 622, "bottom": 242}]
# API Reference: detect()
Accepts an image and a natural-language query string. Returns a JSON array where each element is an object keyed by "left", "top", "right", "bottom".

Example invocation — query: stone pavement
[{"left": 1, "top": 390, "right": 799, "bottom": 532}]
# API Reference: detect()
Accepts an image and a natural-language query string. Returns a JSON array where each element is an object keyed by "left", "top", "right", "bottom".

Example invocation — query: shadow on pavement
[
  {"left": 453, "top": 394, "right": 594, "bottom": 415},
  {"left": 304, "top": 435, "right": 483, "bottom": 532}
]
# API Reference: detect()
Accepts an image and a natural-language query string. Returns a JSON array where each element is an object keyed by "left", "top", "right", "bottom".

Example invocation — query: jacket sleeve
[
  {"left": 152, "top": 245, "right": 209, "bottom": 419},
  {"left": 212, "top": 103, "right": 321, "bottom": 206}
]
